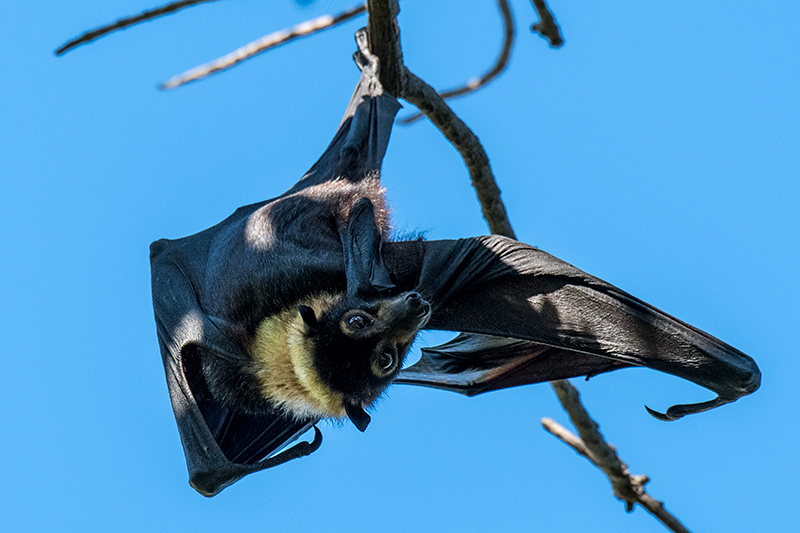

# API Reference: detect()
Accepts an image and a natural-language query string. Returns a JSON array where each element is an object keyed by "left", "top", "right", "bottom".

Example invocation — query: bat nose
[
  {"left": 405, "top": 292, "right": 428, "bottom": 308},
  {"left": 405, "top": 291, "right": 422, "bottom": 303},
  {"left": 405, "top": 292, "right": 431, "bottom": 317}
]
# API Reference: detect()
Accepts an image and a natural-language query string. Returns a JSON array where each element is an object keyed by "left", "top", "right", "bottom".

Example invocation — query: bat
[{"left": 150, "top": 31, "right": 760, "bottom": 496}]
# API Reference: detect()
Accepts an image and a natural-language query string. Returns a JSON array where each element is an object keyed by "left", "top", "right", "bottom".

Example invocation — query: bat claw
[
  {"left": 645, "top": 405, "right": 678, "bottom": 421},
  {"left": 645, "top": 396, "right": 733, "bottom": 421},
  {"left": 306, "top": 425, "right": 324, "bottom": 453}
]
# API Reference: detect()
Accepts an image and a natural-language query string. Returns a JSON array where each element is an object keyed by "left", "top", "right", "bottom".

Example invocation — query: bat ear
[
  {"left": 298, "top": 305, "right": 318, "bottom": 334},
  {"left": 343, "top": 198, "right": 394, "bottom": 298},
  {"left": 345, "top": 401, "right": 371, "bottom": 432}
]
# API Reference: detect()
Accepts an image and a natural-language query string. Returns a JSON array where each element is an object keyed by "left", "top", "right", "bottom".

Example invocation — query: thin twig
[
  {"left": 544, "top": 381, "right": 691, "bottom": 533},
  {"left": 367, "top": 0, "right": 514, "bottom": 238},
  {"left": 55, "top": 0, "right": 221, "bottom": 55},
  {"left": 161, "top": 4, "right": 367, "bottom": 89},
  {"left": 399, "top": 0, "right": 515, "bottom": 125},
  {"left": 530, "top": 0, "right": 563, "bottom": 47},
  {"left": 401, "top": 70, "right": 515, "bottom": 238}
]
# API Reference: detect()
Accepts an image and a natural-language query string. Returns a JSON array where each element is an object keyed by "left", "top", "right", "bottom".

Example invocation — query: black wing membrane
[
  {"left": 180, "top": 344, "right": 312, "bottom": 465},
  {"left": 151, "top": 247, "right": 321, "bottom": 496},
  {"left": 286, "top": 30, "right": 399, "bottom": 196},
  {"left": 390, "top": 237, "right": 761, "bottom": 418},
  {"left": 398, "top": 333, "right": 630, "bottom": 395},
  {"left": 150, "top": 30, "right": 399, "bottom": 496}
]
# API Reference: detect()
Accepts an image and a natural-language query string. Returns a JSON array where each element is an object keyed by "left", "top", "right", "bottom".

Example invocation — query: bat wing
[
  {"left": 387, "top": 236, "right": 761, "bottom": 418},
  {"left": 150, "top": 30, "right": 400, "bottom": 496},
  {"left": 151, "top": 251, "right": 321, "bottom": 496}
]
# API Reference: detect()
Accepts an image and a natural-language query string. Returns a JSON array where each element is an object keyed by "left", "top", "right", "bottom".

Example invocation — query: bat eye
[
  {"left": 348, "top": 315, "right": 369, "bottom": 329},
  {"left": 378, "top": 352, "right": 394, "bottom": 371}
]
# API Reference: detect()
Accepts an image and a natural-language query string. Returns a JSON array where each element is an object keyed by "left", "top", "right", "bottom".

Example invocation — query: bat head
[{"left": 300, "top": 290, "right": 431, "bottom": 431}]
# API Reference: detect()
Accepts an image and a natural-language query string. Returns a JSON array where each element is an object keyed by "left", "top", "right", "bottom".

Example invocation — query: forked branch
[
  {"left": 543, "top": 381, "right": 690, "bottom": 533},
  {"left": 530, "top": 0, "right": 563, "bottom": 47},
  {"left": 399, "top": 0, "right": 515, "bottom": 125}
]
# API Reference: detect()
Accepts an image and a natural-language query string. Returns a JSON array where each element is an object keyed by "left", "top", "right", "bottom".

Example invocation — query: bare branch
[
  {"left": 55, "top": 0, "right": 221, "bottom": 56},
  {"left": 530, "top": 0, "right": 563, "bottom": 47},
  {"left": 160, "top": 4, "right": 367, "bottom": 89},
  {"left": 400, "top": 0, "right": 515, "bottom": 125},
  {"left": 401, "top": 70, "right": 515, "bottom": 238},
  {"left": 365, "top": 0, "right": 513, "bottom": 237},
  {"left": 545, "top": 381, "right": 691, "bottom": 533},
  {"left": 384, "top": 1, "right": 687, "bottom": 525},
  {"left": 541, "top": 417, "right": 592, "bottom": 459}
]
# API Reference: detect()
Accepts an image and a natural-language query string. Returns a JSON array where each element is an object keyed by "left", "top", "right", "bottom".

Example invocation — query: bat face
[{"left": 302, "top": 291, "right": 431, "bottom": 431}]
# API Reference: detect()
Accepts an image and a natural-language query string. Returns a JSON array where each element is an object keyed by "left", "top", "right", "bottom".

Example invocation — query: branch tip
[
  {"left": 56, "top": 0, "right": 221, "bottom": 56},
  {"left": 529, "top": 0, "right": 564, "bottom": 47}
]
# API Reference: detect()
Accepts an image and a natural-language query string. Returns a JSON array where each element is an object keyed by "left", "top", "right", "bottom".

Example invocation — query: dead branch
[
  {"left": 400, "top": 0, "right": 515, "bottom": 125},
  {"left": 160, "top": 3, "right": 367, "bottom": 89},
  {"left": 530, "top": 0, "right": 563, "bottom": 47},
  {"left": 56, "top": 0, "right": 221, "bottom": 55},
  {"left": 544, "top": 381, "right": 691, "bottom": 533},
  {"left": 366, "top": 0, "right": 514, "bottom": 238},
  {"left": 400, "top": 70, "right": 515, "bottom": 238},
  {"left": 367, "top": 0, "right": 404, "bottom": 98}
]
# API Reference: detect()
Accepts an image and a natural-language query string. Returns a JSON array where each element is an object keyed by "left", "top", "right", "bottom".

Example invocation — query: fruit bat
[{"left": 150, "top": 31, "right": 760, "bottom": 497}]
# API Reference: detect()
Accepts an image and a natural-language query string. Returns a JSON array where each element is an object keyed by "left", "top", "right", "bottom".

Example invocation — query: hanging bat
[{"left": 150, "top": 31, "right": 760, "bottom": 496}]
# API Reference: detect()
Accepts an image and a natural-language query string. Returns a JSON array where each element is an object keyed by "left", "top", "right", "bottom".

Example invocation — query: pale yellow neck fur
[{"left": 249, "top": 294, "right": 346, "bottom": 420}]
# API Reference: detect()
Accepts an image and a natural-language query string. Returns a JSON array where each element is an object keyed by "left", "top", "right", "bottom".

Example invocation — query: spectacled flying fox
[{"left": 149, "top": 30, "right": 760, "bottom": 496}]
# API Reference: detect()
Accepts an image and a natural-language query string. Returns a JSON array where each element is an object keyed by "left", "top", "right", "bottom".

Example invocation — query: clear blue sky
[{"left": 3, "top": 1, "right": 798, "bottom": 531}]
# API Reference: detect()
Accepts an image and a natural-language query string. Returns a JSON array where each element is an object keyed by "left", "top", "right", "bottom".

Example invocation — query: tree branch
[
  {"left": 160, "top": 4, "right": 367, "bottom": 89},
  {"left": 366, "top": 0, "right": 405, "bottom": 97},
  {"left": 366, "top": 0, "right": 514, "bottom": 237},
  {"left": 529, "top": 0, "right": 563, "bottom": 47},
  {"left": 56, "top": 0, "right": 221, "bottom": 55},
  {"left": 543, "top": 381, "right": 691, "bottom": 533},
  {"left": 400, "top": 0, "right": 515, "bottom": 125},
  {"left": 400, "top": 70, "right": 515, "bottom": 238}
]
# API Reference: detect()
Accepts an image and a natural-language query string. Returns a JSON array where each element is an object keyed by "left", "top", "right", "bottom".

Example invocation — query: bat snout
[{"left": 396, "top": 291, "right": 431, "bottom": 328}]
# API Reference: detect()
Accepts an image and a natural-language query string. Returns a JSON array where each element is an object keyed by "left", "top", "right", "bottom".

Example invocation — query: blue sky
[{"left": 2, "top": 1, "right": 798, "bottom": 531}]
